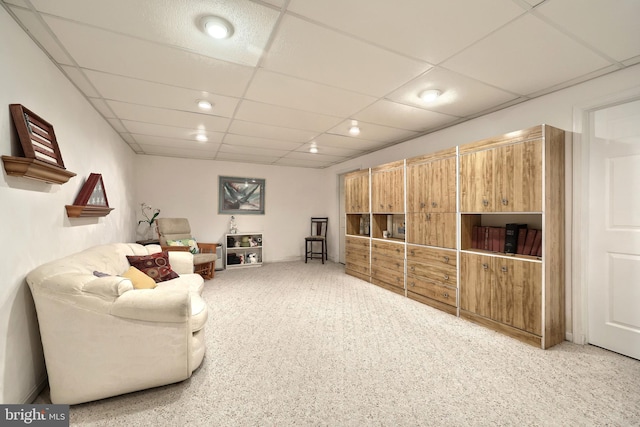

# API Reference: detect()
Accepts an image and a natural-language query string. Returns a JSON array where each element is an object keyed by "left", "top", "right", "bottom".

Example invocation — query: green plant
[{"left": 138, "top": 203, "right": 160, "bottom": 226}]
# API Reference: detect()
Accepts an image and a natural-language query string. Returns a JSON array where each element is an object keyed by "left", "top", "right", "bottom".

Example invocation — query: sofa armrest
[
  {"left": 84, "top": 276, "right": 134, "bottom": 298},
  {"left": 111, "top": 288, "right": 190, "bottom": 323},
  {"left": 166, "top": 251, "right": 194, "bottom": 274}
]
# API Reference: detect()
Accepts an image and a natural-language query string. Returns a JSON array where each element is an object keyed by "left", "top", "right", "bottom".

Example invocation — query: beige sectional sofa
[{"left": 26, "top": 243, "right": 208, "bottom": 405}]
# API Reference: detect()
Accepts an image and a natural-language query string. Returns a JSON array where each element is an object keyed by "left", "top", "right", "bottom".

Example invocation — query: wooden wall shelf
[
  {"left": 2, "top": 155, "right": 76, "bottom": 184},
  {"left": 65, "top": 205, "right": 114, "bottom": 218}
]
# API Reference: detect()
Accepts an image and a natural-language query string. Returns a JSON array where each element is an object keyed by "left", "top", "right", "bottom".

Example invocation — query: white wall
[
  {"left": 0, "top": 9, "right": 138, "bottom": 403},
  {"left": 325, "top": 63, "right": 640, "bottom": 339},
  {"left": 134, "top": 155, "right": 331, "bottom": 263}
]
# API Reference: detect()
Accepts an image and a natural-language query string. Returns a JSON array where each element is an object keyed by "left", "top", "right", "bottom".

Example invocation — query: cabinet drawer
[
  {"left": 407, "top": 276, "right": 457, "bottom": 307},
  {"left": 346, "top": 245, "right": 369, "bottom": 261},
  {"left": 371, "top": 266, "right": 405, "bottom": 289},
  {"left": 407, "top": 245, "right": 456, "bottom": 268},
  {"left": 371, "top": 254, "right": 404, "bottom": 273},
  {"left": 346, "top": 261, "right": 370, "bottom": 276},
  {"left": 346, "top": 236, "right": 370, "bottom": 249},
  {"left": 371, "top": 240, "right": 404, "bottom": 259},
  {"left": 407, "top": 260, "right": 456, "bottom": 286}
]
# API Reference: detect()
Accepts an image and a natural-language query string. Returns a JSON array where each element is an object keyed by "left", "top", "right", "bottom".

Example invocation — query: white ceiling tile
[
  {"left": 4, "top": 0, "right": 30, "bottom": 7},
  {"left": 9, "top": 6, "right": 74, "bottom": 64},
  {"left": 287, "top": 0, "right": 524, "bottom": 64},
  {"left": 43, "top": 16, "right": 254, "bottom": 97},
  {"left": 89, "top": 98, "right": 115, "bottom": 118},
  {"left": 262, "top": 14, "right": 432, "bottom": 96},
  {"left": 224, "top": 134, "right": 303, "bottom": 151},
  {"left": 387, "top": 67, "right": 518, "bottom": 117},
  {"left": 234, "top": 100, "right": 342, "bottom": 132},
  {"left": 327, "top": 120, "right": 419, "bottom": 142},
  {"left": 214, "top": 152, "right": 281, "bottom": 164},
  {"left": 245, "top": 69, "right": 376, "bottom": 117},
  {"left": 536, "top": 0, "right": 640, "bottom": 63},
  {"left": 313, "top": 134, "right": 390, "bottom": 152},
  {"left": 134, "top": 134, "right": 220, "bottom": 151},
  {"left": 123, "top": 121, "right": 224, "bottom": 144},
  {"left": 139, "top": 145, "right": 217, "bottom": 159},
  {"left": 283, "top": 151, "right": 344, "bottom": 162},
  {"left": 259, "top": 0, "right": 286, "bottom": 9},
  {"left": 442, "top": 14, "right": 612, "bottom": 95},
  {"left": 107, "top": 101, "right": 230, "bottom": 133},
  {"left": 84, "top": 70, "right": 239, "bottom": 118},
  {"left": 228, "top": 120, "right": 319, "bottom": 143},
  {"left": 218, "top": 144, "right": 289, "bottom": 158},
  {"left": 295, "top": 144, "right": 363, "bottom": 157},
  {"left": 106, "top": 118, "right": 126, "bottom": 132},
  {"left": 272, "top": 157, "right": 335, "bottom": 168},
  {"left": 119, "top": 133, "right": 136, "bottom": 145},
  {"left": 60, "top": 65, "right": 100, "bottom": 97},
  {"left": 28, "top": 0, "right": 280, "bottom": 67},
  {"left": 354, "top": 100, "right": 459, "bottom": 132}
]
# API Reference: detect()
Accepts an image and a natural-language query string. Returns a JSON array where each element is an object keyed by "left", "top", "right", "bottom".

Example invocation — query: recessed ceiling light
[
  {"left": 195, "top": 133, "right": 208, "bottom": 142},
  {"left": 419, "top": 89, "right": 441, "bottom": 103},
  {"left": 309, "top": 143, "right": 318, "bottom": 154},
  {"left": 348, "top": 120, "right": 360, "bottom": 136},
  {"left": 197, "top": 100, "right": 213, "bottom": 110},
  {"left": 201, "top": 16, "right": 234, "bottom": 39}
]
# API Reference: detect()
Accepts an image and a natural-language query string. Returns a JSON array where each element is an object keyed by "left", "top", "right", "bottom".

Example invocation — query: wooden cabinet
[
  {"left": 407, "top": 245, "right": 457, "bottom": 314},
  {"left": 370, "top": 239, "right": 404, "bottom": 295},
  {"left": 345, "top": 236, "right": 370, "bottom": 282},
  {"left": 458, "top": 125, "right": 565, "bottom": 349},
  {"left": 371, "top": 160, "right": 404, "bottom": 213},
  {"left": 345, "top": 169, "right": 370, "bottom": 213},
  {"left": 460, "top": 253, "right": 542, "bottom": 343},
  {"left": 225, "top": 233, "right": 263, "bottom": 268},
  {"left": 406, "top": 149, "right": 456, "bottom": 249}
]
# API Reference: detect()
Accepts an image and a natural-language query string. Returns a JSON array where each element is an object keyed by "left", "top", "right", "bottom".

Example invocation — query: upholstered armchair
[{"left": 156, "top": 218, "right": 218, "bottom": 279}]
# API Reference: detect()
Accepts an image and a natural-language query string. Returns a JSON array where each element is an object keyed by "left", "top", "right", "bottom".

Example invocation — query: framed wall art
[{"left": 218, "top": 176, "right": 265, "bottom": 215}]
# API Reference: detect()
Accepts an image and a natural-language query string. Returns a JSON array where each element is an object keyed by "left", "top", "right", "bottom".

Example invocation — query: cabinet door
[
  {"left": 406, "top": 212, "right": 456, "bottom": 249},
  {"left": 406, "top": 162, "right": 428, "bottom": 212},
  {"left": 345, "top": 173, "right": 369, "bottom": 213},
  {"left": 492, "top": 258, "right": 542, "bottom": 335},
  {"left": 460, "top": 149, "right": 494, "bottom": 212},
  {"left": 428, "top": 156, "right": 457, "bottom": 212},
  {"left": 460, "top": 252, "right": 492, "bottom": 318},
  {"left": 494, "top": 140, "right": 542, "bottom": 212},
  {"left": 372, "top": 167, "right": 404, "bottom": 213}
]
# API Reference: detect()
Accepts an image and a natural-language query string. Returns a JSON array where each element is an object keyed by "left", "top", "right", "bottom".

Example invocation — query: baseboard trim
[{"left": 23, "top": 374, "right": 48, "bottom": 403}]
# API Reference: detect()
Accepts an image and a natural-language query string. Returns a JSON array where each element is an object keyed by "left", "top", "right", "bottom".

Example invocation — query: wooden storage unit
[
  {"left": 345, "top": 236, "right": 370, "bottom": 282},
  {"left": 370, "top": 239, "right": 405, "bottom": 295},
  {"left": 407, "top": 245, "right": 457, "bottom": 315},
  {"left": 406, "top": 148, "right": 456, "bottom": 249},
  {"left": 371, "top": 160, "right": 404, "bottom": 213},
  {"left": 458, "top": 125, "right": 565, "bottom": 348},
  {"left": 345, "top": 169, "right": 370, "bottom": 213},
  {"left": 225, "top": 233, "right": 263, "bottom": 268}
]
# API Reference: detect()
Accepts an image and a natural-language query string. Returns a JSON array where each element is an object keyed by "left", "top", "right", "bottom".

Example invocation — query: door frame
[{"left": 571, "top": 86, "right": 640, "bottom": 345}]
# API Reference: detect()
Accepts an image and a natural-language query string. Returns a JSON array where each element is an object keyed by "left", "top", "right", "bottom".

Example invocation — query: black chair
[{"left": 305, "top": 217, "right": 328, "bottom": 264}]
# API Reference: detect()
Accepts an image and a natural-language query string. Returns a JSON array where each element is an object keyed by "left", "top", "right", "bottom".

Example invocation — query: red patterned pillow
[{"left": 126, "top": 252, "right": 179, "bottom": 283}]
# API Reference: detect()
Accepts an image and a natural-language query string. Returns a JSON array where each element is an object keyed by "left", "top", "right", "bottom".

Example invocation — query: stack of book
[{"left": 471, "top": 224, "right": 542, "bottom": 257}]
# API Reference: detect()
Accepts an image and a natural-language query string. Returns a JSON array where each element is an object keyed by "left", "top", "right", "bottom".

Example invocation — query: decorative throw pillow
[
  {"left": 121, "top": 266, "right": 157, "bottom": 289},
  {"left": 126, "top": 252, "right": 179, "bottom": 283},
  {"left": 166, "top": 238, "right": 199, "bottom": 254}
]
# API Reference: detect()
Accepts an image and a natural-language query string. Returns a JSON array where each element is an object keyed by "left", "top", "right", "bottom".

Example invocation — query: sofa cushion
[
  {"left": 126, "top": 252, "right": 179, "bottom": 283},
  {"left": 122, "top": 266, "right": 157, "bottom": 289},
  {"left": 190, "top": 295, "right": 208, "bottom": 333}
]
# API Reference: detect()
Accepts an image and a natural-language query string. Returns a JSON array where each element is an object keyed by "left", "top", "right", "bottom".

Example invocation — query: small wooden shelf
[
  {"left": 2, "top": 155, "right": 76, "bottom": 184},
  {"left": 65, "top": 205, "right": 114, "bottom": 218}
]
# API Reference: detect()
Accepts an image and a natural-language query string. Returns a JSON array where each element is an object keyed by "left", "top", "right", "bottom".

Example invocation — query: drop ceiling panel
[
  {"left": 123, "top": 121, "right": 224, "bottom": 143},
  {"left": 138, "top": 145, "right": 218, "bottom": 159},
  {"left": 272, "top": 157, "right": 335, "bottom": 168},
  {"left": 263, "top": 14, "right": 432, "bottom": 96},
  {"left": 387, "top": 67, "right": 519, "bottom": 117},
  {"left": 27, "top": 0, "right": 280, "bottom": 67},
  {"left": 245, "top": 69, "right": 377, "bottom": 117},
  {"left": 327, "top": 120, "right": 418, "bottom": 142},
  {"left": 313, "top": 134, "right": 389, "bottom": 152},
  {"left": 354, "top": 100, "right": 459, "bottom": 132},
  {"left": 223, "top": 134, "right": 302, "bottom": 151},
  {"left": 9, "top": 6, "right": 74, "bottom": 64},
  {"left": 295, "top": 145, "right": 363, "bottom": 157},
  {"left": 43, "top": 16, "right": 254, "bottom": 97},
  {"left": 84, "top": 70, "right": 239, "bottom": 118},
  {"left": 227, "top": 120, "right": 318, "bottom": 143},
  {"left": 217, "top": 144, "right": 289, "bottom": 158},
  {"left": 287, "top": 0, "right": 525, "bottom": 64},
  {"left": 90, "top": 98, "right": 115, "bottom": 119},
  {"left": 133, "top": 134, "right": 220, "bottom": 150},
  {"left": 235, "top": 100, "right": 342, "bottom": 132},
  {"left": 60, "top": 65, "right": 100, "bottom": 97},
  {"left": 107, "top": 101, "right": 230, "bottom": 133},
  {"left": 442, "top": 14, "right": 612, "bottom": 95},
  {"left": 215, "top": 152, "right": 281, "bottom": 164},
  {"left": 535, "top": 0, "right": 640, "bottom": 62}
]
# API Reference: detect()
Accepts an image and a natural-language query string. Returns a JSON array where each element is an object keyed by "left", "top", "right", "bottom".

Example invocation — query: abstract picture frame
[{"left": 218, "top": 176, "right": 265, "bottom": 215}]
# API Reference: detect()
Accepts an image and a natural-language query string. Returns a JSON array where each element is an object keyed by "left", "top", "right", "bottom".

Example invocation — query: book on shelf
[
  {"left": 482, "top": 226, "right": 490, "bottom": 251},
  {"left": 516, "top": 226, "right": 528, "bottom": 254},
  {"left": 522, "top": 229, "right": 538, "bottom": 256},
  {"left": 530, "top": 229, "right": 543, "bottom": 256},
  {"left": 490, "top": 227, "right": 501, "bottom": 252},
  {"left": 505, "top": 224, "right": 527, "bottom": 254},
  {"left": 499, "top": 227, "right": 506, "bottom": 254}
]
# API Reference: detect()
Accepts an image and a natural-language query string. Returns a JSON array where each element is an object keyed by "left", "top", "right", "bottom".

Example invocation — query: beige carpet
[{"left": 38, "top": 261, "right": 640, "bottom": 426}]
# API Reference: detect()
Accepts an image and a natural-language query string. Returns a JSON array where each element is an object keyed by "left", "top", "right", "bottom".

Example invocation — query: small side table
[{"left": 136, "top": 239, "right": 159, "bottom": 246}]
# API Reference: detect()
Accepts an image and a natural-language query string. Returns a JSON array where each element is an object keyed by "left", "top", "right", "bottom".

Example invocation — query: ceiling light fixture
[
  {"left": 201, "top": 16, "right": 234, "bottom": 39},
  {"left": 348, "top": 120, "right": 360, "bottom": 136},
  {"left": 195, "top": 133, "right": 208, "bottom": 142},
  {"left": 419, "top": 89, "right": 441, "bottom": 103},
  {"left": 309, "top": 142, "right": 318, "bottom": 154},
  {"left": 197, "top": 100, "right": 213, "bottom": 110}
]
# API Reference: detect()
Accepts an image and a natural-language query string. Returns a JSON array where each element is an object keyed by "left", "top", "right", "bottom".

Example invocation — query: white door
[{"left": 587, "top": 99, "right": 640, "bottom": 359}]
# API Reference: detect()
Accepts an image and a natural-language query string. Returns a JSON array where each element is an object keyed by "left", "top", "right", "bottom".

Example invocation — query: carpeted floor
[{"left": 37, "top": 261, "right": 640, "bottom": 426}]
